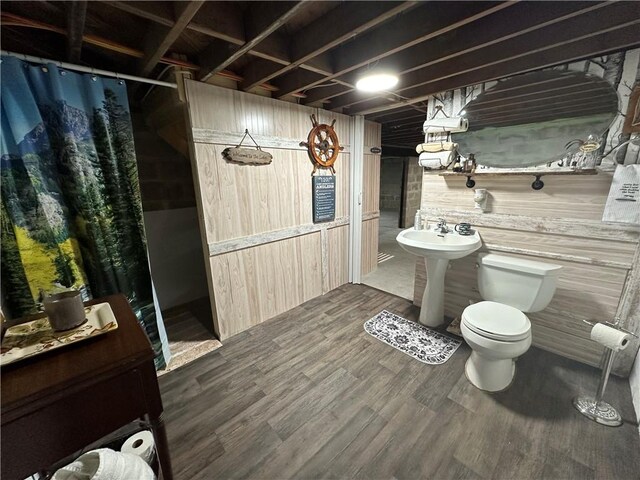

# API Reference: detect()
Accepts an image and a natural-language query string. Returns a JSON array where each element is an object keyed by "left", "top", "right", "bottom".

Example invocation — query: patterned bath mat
[{"left": 364, "top": 310, "right": 462, "bottom": 364}]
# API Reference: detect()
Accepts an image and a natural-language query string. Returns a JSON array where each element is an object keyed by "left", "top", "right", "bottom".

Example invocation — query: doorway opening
[
  {"left": 362, "top": 156, "right": 422, "bottom": 300},
  {"left": 132, "top": 105, "right": 221, "bottom": 375}
]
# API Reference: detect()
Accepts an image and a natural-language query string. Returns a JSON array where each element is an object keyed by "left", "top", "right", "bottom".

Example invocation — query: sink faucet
[{"left": 436, "top": 218, "right": 450, "bottom": 234}]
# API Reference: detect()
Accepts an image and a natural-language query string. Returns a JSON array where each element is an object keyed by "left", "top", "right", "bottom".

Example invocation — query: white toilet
[{"left": 461, "top": 253, "right": 562, "bottom": 392}]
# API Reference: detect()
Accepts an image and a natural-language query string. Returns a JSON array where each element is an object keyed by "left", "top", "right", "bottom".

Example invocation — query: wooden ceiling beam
[
  {"left": 105, "top": 1, "right": 331, "bottom": 80},
  {"left": 371, "top": 109, "right": 427, "bottom": 123},
  {"left": 314, "top": 1, "right": 607, "bottom": 108},
  {"left": 66, "top": 0, "right": 87, "bottom": 62},
  {"left": 382, "top": 132, "right": 423, "bottom": 141},
  {"left": 198, "top": 1, "right": 306, "bottom": 82},
  {"left": 353, "top": 21, "right": 640, "bottom": 116},
  {"left": 138, "top": 1, "right": 204, "bottom": 76},
  {"left": 273, "top": 1, "right": 515, "bottom": 99},
  {"left": 239, "top": 1, "right": 416, "bottom": 92},
  {"left": 380, "top": 145, "right": 419, "bottom": 156}
]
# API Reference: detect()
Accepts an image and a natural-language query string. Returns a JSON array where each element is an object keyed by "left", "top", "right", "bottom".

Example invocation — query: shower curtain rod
[{"left": 1, "top": 50, "right": 178, "bottom": 89}]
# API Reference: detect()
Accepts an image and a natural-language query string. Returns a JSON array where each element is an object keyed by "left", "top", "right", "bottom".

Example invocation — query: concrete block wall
[
  {"left": 402, "top": 157, "right": 422, "bottom": 228},
  {"left": 380, "top": 157, "right": 404, "bottom": 210}
]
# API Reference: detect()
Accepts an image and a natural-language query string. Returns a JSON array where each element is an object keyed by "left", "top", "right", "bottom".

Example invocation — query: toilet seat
[{"left": 462, "top": 301, "right": 530, "bottom": 342}]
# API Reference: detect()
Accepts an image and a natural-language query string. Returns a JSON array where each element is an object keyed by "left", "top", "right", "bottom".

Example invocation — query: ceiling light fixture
[{"left": 356, "top": 72, "right": 399, "bottom": 92}]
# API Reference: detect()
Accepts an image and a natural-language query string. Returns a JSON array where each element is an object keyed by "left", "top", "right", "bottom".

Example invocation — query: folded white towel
[
  {"left": 418, "top": 151, "right": 455, "bottom": 169},
  {"left": 415, "top": 142, "right": 457, "bottom": 154},
  {"left": 52, "top": 448, "right": 155, "bottom": 480}
]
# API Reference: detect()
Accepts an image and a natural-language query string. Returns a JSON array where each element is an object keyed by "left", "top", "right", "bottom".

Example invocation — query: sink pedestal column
[{"left": 419, "top": 258, "right": 449, "bottom": 327}]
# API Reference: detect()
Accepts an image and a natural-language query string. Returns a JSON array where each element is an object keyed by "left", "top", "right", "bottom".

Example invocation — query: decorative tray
[{"left": 1, "top": 302, "right": 118, "bottom": 366}]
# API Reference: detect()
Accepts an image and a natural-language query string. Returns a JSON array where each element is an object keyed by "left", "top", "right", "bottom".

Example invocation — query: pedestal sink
[{"left": 397, "top": 228, "right": 482, "bottom": 327}]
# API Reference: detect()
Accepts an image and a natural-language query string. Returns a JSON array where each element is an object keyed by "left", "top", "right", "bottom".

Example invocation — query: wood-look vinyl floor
[{"left": 159, "top": 284, "right": 640, "bottom": 480}]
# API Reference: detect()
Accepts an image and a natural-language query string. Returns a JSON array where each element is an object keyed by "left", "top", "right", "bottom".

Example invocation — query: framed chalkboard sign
[{"left": 312, "top": 175, "right": 336, "bottom": 223}]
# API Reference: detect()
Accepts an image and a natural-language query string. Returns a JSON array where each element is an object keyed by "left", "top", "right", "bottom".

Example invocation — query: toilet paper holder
[
  {"left": 582, "top": 319, "right": 638, "bottom": 339},
  {"left": 573, "top": 319, "right": 638, "bottom": 427}
]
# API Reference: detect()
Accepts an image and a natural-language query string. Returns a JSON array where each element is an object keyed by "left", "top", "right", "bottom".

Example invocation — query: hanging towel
[
  {"left": 602, "top": 165, "right": 640, "bottom": 224},
  {"left": 423, "top": 117, "right": 468, "bottom": 134},
  {"left": 52, "top": 449, "right": 155, "bottom": 480},
  {"left": 416, "top": 142, "right": 458, "bottom": 154}
]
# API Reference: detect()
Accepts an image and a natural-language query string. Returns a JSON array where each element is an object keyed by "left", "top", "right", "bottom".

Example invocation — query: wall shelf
[
  {"left": 438, "top": 168, "right": 597, "bottom": 190},
  {"left": 439, "top": 169, "right": 597, "bottom": 177}
]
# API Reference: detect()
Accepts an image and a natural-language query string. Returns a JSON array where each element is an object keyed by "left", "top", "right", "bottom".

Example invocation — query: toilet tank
[{"left": 477, "top": 253, "right": 562, "bottom": 312}]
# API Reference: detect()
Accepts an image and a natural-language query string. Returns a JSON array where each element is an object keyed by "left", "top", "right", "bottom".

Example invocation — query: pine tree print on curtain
[{"left": 0, "top": 56, "right": 169, "bottom": 369}]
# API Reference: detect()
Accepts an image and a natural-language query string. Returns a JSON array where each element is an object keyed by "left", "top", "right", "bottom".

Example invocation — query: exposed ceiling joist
[
  {"left": 138, "top": 1, "right": 204, "bottom": 76},
  {"left": 342, "top": 1, "right": 636, "bottom": 112},
  {"left": 380, "top": 145, "right": 419, "bottom": 156},
  {"left": 371, "top": 109, "right": 427, "bottom": 123},
  {"left": 239, "top": 1, "right": 416, "bottom": 91},
  {"left": 199, "top": 1, "right": 306, "bottom": 82},
  {"left": 3, "top": 0, "right": 638, "bottom": 147},
  {"left": 106, "top": 1, "right": 333, "bottom": 80},
  {"left": 352, "top": 21, "right": 640, "bottom": 116},
  {"left": 312, "top": 0, "right": 608, "bottom": 108},
  {"left": 273, "top": 1, "right": 515, "bottom": 98},
  {"left": 66, "top": 0, "right": 86, "bottom": 62}
]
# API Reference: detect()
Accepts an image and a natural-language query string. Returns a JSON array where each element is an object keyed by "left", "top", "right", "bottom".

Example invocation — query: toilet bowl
[
  {"left": 461, "top": 253, "right": 561, "bottom": 392},
  {"left": 461, "top": 301, "right": 532, "bottom": 392}
]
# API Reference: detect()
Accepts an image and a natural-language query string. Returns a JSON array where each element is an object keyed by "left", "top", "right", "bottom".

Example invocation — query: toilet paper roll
[
  {"left": 121, "top": 430, "right": 156, "bottom": 465},
  {"left": 423, "top": 117, "right": 468, "bottom": 134},
  {"left": 590, "top": 323, "right": 632, "bottom": 352}
]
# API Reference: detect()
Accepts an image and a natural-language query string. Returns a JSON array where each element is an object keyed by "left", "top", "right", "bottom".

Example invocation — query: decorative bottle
[{"left": 414, "top": 210, "right": 422, "bottom": 230}]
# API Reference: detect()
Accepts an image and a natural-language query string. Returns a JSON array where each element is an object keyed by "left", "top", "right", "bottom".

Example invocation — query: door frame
[{"left": 348, "top": 115, "right": 365, "bottom": 283}]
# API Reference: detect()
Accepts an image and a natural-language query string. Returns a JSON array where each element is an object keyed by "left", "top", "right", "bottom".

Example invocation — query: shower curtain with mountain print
[{"left": 0, "top": 56, "right": 170, "bottom": 369}]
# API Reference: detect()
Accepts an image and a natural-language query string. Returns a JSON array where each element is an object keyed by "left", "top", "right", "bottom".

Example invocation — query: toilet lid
[{"left": 462, "top": 301, "right": 530, "bottom": 341}]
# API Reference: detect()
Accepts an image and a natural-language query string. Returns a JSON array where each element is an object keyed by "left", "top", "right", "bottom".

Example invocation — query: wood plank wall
[
  {"left": 362, "top": 121, "right": 382, "bottom": 276},
  {"left": 184, "top": 80, "right": 381, "bottom": 339},
  {"left": 414, "top": 173, "right": 640, "bottom": 375}
]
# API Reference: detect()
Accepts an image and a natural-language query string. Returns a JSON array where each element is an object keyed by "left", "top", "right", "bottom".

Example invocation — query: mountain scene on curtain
[{"left": 1, "top": 57, "right": 166, "bottom": 368}]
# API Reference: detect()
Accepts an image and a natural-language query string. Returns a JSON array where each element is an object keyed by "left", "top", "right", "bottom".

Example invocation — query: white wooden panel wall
[
  {"left": 362, "top": 121, "right": 382, "bottom": 276},
  {"left": 414, "top": 173, "right": 640, "bottom": 375},
  {"left": 185, "top": 80, "right": 354, "bottom": 339}
]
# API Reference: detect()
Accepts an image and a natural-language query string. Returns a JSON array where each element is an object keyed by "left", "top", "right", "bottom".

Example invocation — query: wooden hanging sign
[
  {"left": 222, "top": 129, "right": 273, "bottom": 165},
  {"left": 222, "top": 147, "right": 272, "bottom": 165}
]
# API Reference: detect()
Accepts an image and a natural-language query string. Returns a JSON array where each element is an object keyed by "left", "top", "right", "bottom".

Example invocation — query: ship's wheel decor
[{"left": 300, "top": 114, "right": 344, "bottom": 175}]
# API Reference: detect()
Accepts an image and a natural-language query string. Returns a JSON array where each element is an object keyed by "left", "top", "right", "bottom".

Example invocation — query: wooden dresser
[{"left": 1, "top": 294, "right": 173, "bottom": 480}]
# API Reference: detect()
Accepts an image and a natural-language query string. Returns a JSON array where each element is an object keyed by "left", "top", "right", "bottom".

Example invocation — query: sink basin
[
  {"left": 396, "top": 228, "right": 482, "bottom": 327},
  {"left": 396, "top": 229, "right": 482, "bottom": 260}
]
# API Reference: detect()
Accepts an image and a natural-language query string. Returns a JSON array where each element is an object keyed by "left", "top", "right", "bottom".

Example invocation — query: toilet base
[{"left": 465, "top": 351, "right": 516, "bottom": 392}]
